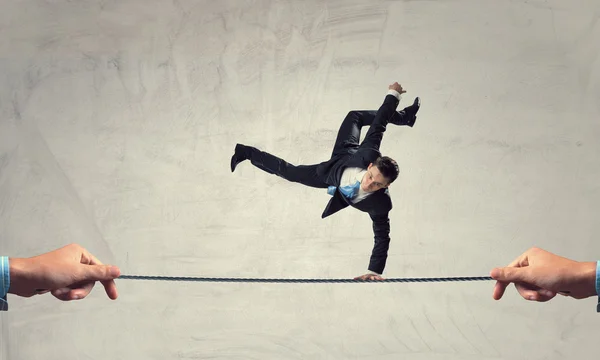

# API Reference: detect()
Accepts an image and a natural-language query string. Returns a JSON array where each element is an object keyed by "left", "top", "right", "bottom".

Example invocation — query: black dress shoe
[
  {"left": 402, "top": 97, "right": 420, "bottom": 127},
  {"left": 389, "top": 97, "right": 420, "bottom": 127},
  {"left": 230, "top": 143, "right": 248, "bottom": 172}
]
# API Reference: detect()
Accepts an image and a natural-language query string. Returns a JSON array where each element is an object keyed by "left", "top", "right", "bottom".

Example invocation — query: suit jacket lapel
[{"left": 321, "top": 189, "right": 350, "bottom": 218}]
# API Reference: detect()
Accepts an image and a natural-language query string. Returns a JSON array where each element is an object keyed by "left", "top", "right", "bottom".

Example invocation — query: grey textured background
[{"left": 1, "top": 0, "right": 599, "bottom": 359}]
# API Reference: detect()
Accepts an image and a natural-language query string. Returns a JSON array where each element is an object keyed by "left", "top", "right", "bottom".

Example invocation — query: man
[{"left": 230, "top": 82, "right": 420, "bottom": 280}]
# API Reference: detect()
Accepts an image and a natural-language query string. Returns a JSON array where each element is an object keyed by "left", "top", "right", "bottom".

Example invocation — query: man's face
[{"left": 361, "top": 164, "right": 390, "bottom": 192}]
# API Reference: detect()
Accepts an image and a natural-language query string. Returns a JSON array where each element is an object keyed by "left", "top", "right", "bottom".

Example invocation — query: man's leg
[
  {"left": 354, "top": 100, "right": 420, "bottom": 127},
  {"left": 329, "top": 111, "right": 366, "bottom": 158},
  {"left": 231, "top": 144, "right": 328, "bottom": 188},
  {"left": 356, "top": 94, "right": 402, "bottom": 153},
  {"left": 330, "top": 98, "right": 420, "bottom": 157}
]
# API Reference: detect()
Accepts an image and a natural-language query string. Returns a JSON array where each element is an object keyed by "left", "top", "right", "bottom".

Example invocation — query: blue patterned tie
[{"left": 327, "top": 180, "right": 361, "bottom": 199}]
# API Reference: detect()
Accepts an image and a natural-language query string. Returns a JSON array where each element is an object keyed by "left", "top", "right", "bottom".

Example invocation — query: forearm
[
  {"left": 375, "top": 94, "right": 401, "bottom": 124},
  {"left": 575, "top": 261, "right": 598, "bottom": 298},
  {"left": 1, "top": 256, "right": 33, "bottom": 304},
  {"left": 0, "top": 257, "right": 31, "bottom": 309},
  {"left": 7, "top": 257, "right": 32, "bottom": 296},
  {"left": 368, "top": 244, "right": 389, "bottom": 274},
  {"left": 368, "top": 214, "right": 391, "bottom": 275}
]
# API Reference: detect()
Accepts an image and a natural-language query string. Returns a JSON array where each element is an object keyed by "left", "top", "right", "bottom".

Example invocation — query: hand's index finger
[{"left": 79, "top": 248, "right": 119, "bottom": 300}]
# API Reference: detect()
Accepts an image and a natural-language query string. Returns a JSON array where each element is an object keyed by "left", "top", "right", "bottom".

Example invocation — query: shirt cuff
[
  {"left": 0, "top": 256, "right": 9, "bottom": 311},
  {"left": 387, "top": 89, "right": 402, "bottom": 101},
  {"left": 596, "top": 260, "right": 599, "bottom": 312},
  {"left": 367, "top": 270, "right": 381, "bottom": 276}
]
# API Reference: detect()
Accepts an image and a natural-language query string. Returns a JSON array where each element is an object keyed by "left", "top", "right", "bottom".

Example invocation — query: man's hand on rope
[{"left": 354, "top": 273, "right": 385, "bottom": 281}]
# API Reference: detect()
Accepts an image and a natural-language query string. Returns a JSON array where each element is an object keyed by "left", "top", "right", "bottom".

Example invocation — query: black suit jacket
[{"left": 315, "top": 94, "right": 399, "bottom": 274}]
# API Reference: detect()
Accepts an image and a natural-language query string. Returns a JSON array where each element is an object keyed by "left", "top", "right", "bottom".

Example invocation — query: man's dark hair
[{"left": 373, "top": 156, "right": 399, "bottom": 184}]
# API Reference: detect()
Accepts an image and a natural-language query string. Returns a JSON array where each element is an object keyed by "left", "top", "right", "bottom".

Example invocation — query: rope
[{"left": 118, "top": 274, "right": 493, "bottom": 283}]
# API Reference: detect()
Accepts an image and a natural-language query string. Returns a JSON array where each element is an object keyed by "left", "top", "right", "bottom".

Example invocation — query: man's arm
[
  {"left": 0, "top": 244, "right": 120, "bottom": 308},
  {"left": 357, "top": 85, "right": 404, "bottom": 153},
  {"left": 367, "top": 210, "right": 391, "bottom": 275},
  {"left": 490, "top": 247, "right": 600, "bottom": 311}
]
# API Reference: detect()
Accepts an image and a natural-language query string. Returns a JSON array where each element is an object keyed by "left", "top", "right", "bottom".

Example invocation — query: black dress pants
[{"left": 242, "top": 107, "right": 406, "bottom": 188}]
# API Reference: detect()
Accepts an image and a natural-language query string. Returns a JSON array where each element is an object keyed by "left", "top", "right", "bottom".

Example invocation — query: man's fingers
[
  {"left": 52, "top": 288, "right": 92, "bottom": 301},
  {"left": 492, "top": 281, "right": 509, "bottom": 300},
  {"left": 505, "top": 252, "right": 528, "bottom": 269},
  {"left": 80, "top": 248, "right": 104, "bottom": 266},
  {"left": 491, "top": 252, "right": 533, "bottom": 300},
  {"left": 74, "top": 263, "right": 120, "bottom": 299},
  {"left": 101, "top": 280, "right": 119, "bottom": 300},
  {"left": 78, "top": 264, "right": 121, "bottom": 281},
  {"left": 491, "top": 266, "right": 531, "bottom": 300},
  {"left": 80, "top": 250, "right": 119, "bottom": 299},
  {"left": 490, "top": 266, "right": 529, "bottom": 283},
  {"left": 514, "top": 283, "right": 540, "bottom": 300},
  {"left": 52, "top": 288, "right": 73, "bottom": 301},
  {"left": 536, "top": 291, "right": 557, "bottom": 302},
  {"left": 51, "top": 281, "right": 96, "bottom": 300},
  {"left": 515, "top": 284, "right": 556, "bottom": 302},
  {"left": 353, "top": 274, "right": 382, "bottom": 281}
]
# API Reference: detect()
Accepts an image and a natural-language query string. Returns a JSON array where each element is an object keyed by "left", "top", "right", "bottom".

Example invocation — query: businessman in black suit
[{"left": 230, "top": 82, "right": 420, "bottom": 280}]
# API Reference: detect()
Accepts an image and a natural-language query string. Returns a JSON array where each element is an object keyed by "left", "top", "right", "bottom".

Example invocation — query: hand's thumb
[
  {"left": 490, "top": 267, "right": 528, "bottom": 283},
  {"left": 79, "top": 264, "right": 121, "bottom": 282}
]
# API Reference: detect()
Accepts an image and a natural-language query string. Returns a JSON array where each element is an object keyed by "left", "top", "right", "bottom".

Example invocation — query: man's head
[{"left": 361, "top": 156, "right": 399, "bottom": 192}]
